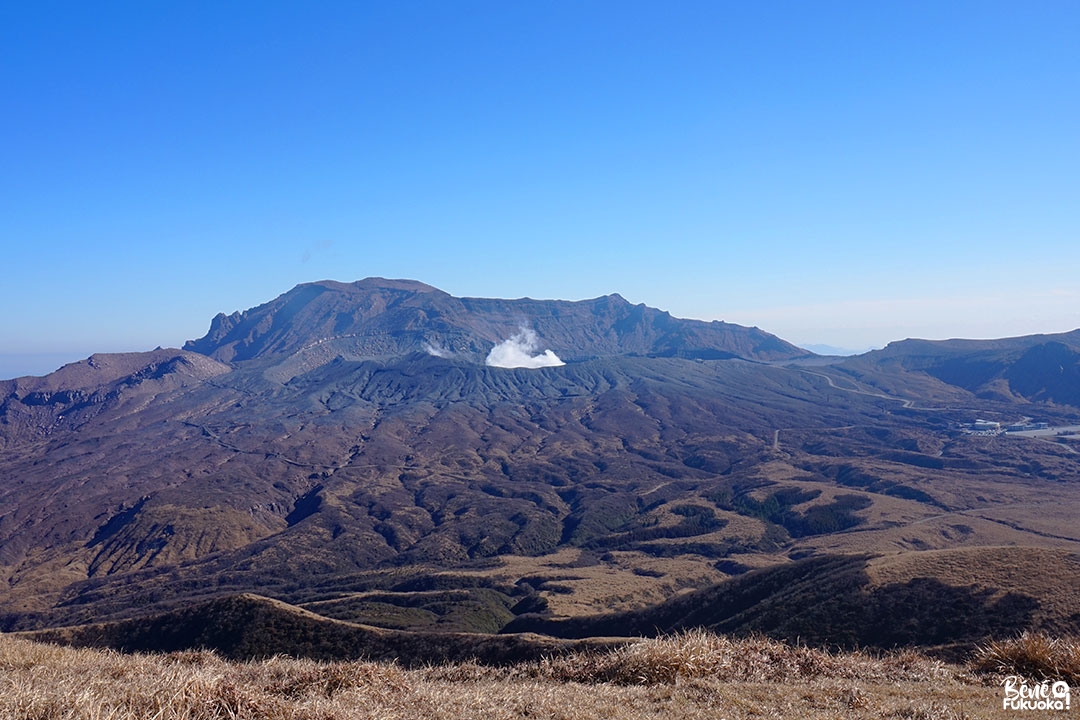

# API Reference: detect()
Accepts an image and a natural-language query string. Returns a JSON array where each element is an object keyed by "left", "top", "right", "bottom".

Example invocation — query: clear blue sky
[{"left": 2, "top": 1, "right": 1078, "bottom": 377}]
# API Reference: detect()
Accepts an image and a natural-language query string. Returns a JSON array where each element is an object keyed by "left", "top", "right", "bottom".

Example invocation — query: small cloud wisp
[{"left": 485, "top": 328, "right": 564, "bottom": 369}]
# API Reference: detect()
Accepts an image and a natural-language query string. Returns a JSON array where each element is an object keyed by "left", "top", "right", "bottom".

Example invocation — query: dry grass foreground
[{"left": 5, "top": 631, "right": 1078, "bottom": 719}]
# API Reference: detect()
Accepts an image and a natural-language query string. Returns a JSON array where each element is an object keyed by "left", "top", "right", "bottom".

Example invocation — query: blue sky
[{"left": 2, "top": 1, "right": 1078, "bottom": 377}]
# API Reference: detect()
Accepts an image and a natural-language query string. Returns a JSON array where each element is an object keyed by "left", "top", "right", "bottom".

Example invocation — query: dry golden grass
[
  {"left": 471, "top": 547, "right": 731, "bottom": 616},
  {"left": 525, "top": 631, "right": 951, "bottom": 685},
  {"left": 3, "top": 630, "right": 1067, "bottom": 719},
  {"left": 973, "top": 632, "right": 1080, "bottom": 684},
  {"left": 865, "top": 547, "right": 1080, "bottom": 636}
]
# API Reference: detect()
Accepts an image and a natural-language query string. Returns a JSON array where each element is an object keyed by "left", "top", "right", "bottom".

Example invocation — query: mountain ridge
[
  {"left": 1, "top": 278, "right": 1079, "bottom": 652},
  {"left": 181, "top": 278, "right": 808, "bottom": 373},
  {"left": 840, "top": 328, "right": 1080, "bottom": 406}
]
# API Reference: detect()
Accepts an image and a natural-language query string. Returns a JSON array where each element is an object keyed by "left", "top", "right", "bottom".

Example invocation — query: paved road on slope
[{"left": 795, "top": 368, "right": 916, "bottom": 408}]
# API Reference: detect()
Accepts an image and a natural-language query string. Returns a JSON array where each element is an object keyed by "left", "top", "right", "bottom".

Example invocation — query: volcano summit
[{"left": 1, "top": 279, "right": 1078, "bottom": 654}]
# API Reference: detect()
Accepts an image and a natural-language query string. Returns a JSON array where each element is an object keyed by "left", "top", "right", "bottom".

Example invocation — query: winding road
[{"left": 795, "top": 368, "right": 917, "bottom": 408}]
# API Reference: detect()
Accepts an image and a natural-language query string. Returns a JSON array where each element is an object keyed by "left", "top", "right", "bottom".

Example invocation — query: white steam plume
[
  {"left": 423, "top": 342, "right": 452, "bottom": 358},
  {"left": 485, "top": 328, "right": 564, "bottom": 369}
]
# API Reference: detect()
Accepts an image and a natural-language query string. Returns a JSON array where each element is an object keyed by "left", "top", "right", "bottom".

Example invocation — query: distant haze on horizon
[
  {"left": 2, "top": 2, "right": 1078, "bottom": 377},
  {"left": 2, "top": 277, "right": 1078, "bottom": 378}
]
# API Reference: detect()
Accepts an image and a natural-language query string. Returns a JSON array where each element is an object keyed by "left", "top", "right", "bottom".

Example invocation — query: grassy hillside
[
  {"left": 8, "top": 544, "right": 1071, "bottom": 690},
  {"left": 20, "top": 593, "right": 621, "bottom": 666},
  {"left": 505, "top": 547, "right": 1080, "bottom": 654},
  {"left": 7, "top": 630, "right": 1076, "bottom": 719}
]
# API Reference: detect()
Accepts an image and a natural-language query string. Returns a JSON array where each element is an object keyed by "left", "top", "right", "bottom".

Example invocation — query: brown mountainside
[
  {"left": 1, "top": 279, "right": 1078, "bottom": 652},
  {"left": 182, "top": 278, "right": 806, "bottom": 370}
]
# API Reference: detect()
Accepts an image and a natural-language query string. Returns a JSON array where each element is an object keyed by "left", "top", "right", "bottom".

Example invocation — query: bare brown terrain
[{"left": 1, "top": 279, "right": 1078, "bottom": 659}]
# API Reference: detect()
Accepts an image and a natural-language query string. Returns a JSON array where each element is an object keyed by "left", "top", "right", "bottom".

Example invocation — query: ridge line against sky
[{"left": 2, "top": 1, "right": 1078, "bottom": 379}]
